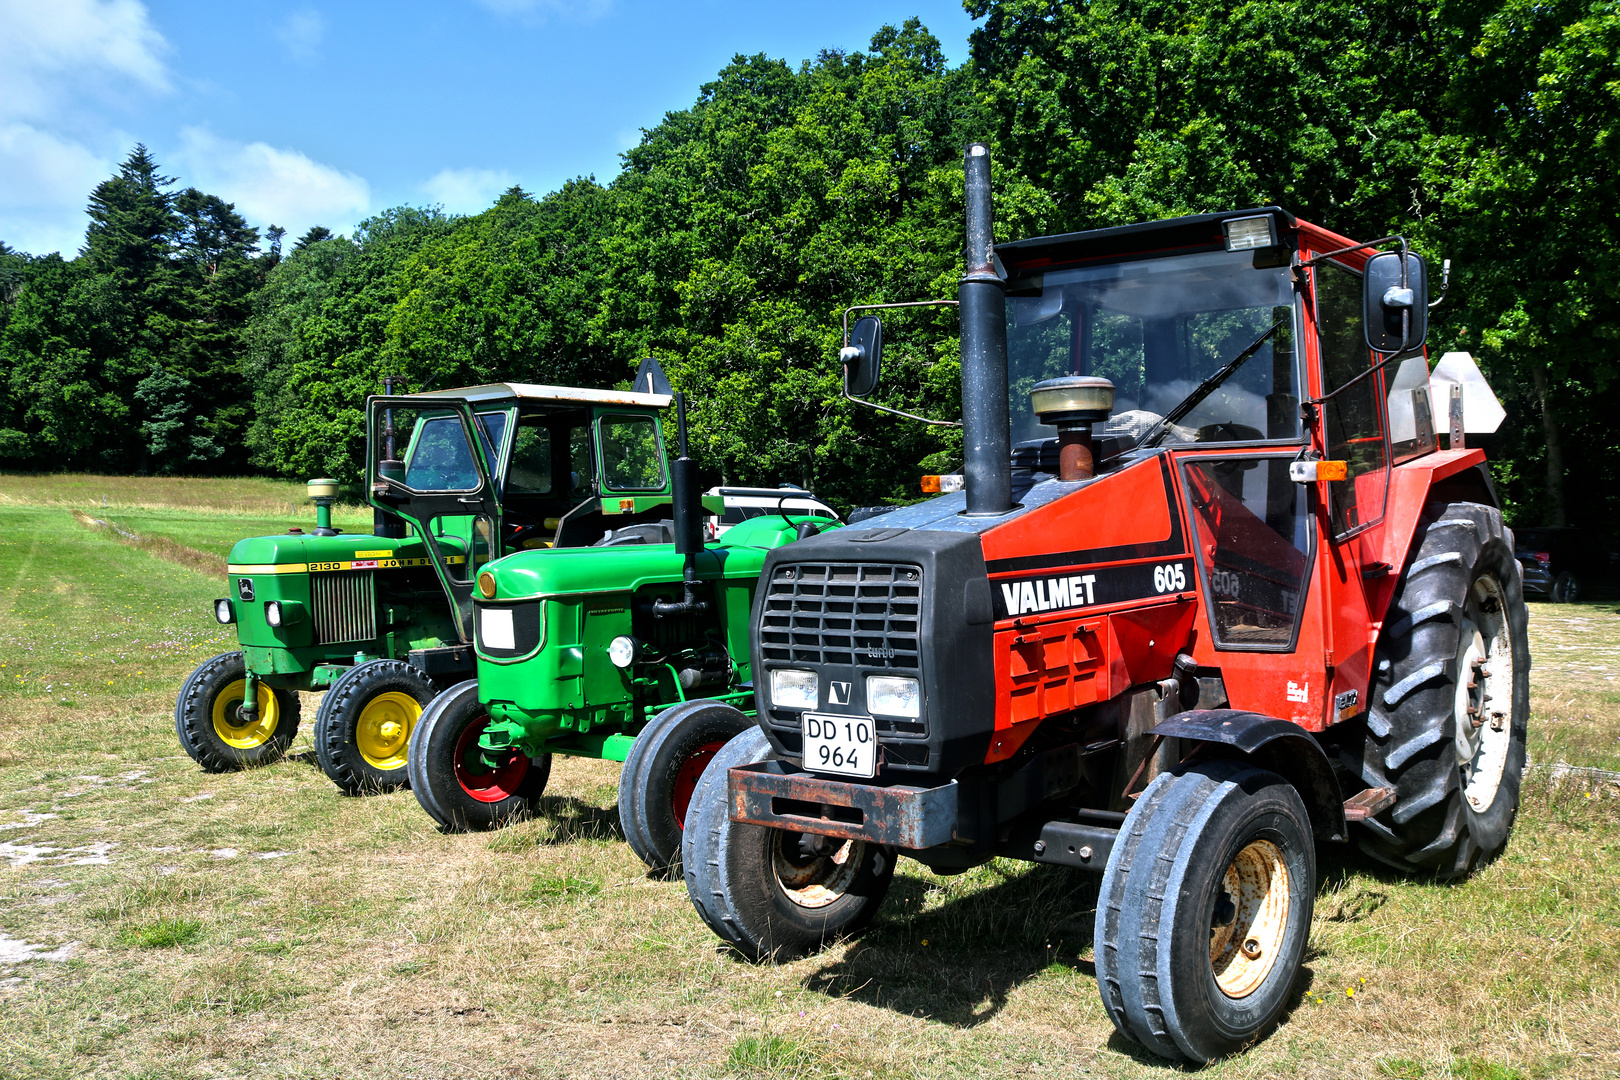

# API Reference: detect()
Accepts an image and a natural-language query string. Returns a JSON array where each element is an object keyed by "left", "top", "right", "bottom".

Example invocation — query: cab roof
[
  {"left": 998, "top": 206, "right": 1301, "bottom": 275},
  {"left": 404, "top": 382, "right": 672, "bottom": 408}
]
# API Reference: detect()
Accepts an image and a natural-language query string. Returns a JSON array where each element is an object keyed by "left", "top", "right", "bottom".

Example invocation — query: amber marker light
[{"left": 477, "top": 572, "right": 497, "bottom": 599}]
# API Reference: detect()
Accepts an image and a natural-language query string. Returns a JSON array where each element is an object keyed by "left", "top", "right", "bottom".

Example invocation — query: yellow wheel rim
[
  {"left": 1209, "top": 839, "right": 1291, "bottom": 999},
  {"left": 212, "top": 679, "right": 280, "bottom": 749},
  {"left": 355, "top": 691, "right": 421, "bottom": 770}
]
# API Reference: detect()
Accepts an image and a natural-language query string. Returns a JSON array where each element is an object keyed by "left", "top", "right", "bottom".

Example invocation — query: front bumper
[
  {"left": 1518, "top": 559, "right": 1552, "bottom": 596},
  {"left": 728, "top": 761, "right": 958, "bottom": 850}
]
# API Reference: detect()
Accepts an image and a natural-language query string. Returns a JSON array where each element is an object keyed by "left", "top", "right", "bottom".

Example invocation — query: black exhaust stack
[
  {"left": 653, "top": 391, "right": 709, "bottom": 617},
  {"left": 958, "top": 143, "right": 1013, "bottom": 516}
]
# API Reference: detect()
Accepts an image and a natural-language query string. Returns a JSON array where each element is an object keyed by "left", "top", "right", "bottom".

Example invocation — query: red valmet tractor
[{"left": 680, "top": 144, "right": 1528, "bottom": 1062}]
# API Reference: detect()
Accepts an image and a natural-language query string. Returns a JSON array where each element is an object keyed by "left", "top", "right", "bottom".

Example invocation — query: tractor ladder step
[{"left": 1342, "top": 787, "right": 1397, "bottom": 822}]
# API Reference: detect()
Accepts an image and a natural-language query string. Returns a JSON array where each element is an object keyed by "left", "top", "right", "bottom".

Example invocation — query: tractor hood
[
  {"left": 481, "top": 516, "right": 837, "bottom": 602},
  {"left": 226, "top": 531, "right": 465, "bottom": 571}
]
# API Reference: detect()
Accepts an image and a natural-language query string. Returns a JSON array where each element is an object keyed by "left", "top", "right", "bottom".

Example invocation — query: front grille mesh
[
  {"left": 760, "top": 563, "right": 921, "bottom": 669},
  {"left": 312, "top": 570, "right": 376, "bottom": 645}
]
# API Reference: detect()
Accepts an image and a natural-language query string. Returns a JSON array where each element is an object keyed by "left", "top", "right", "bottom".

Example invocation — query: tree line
[{"left": 1, "top": 0, "right": 1616, "bottom": 526}]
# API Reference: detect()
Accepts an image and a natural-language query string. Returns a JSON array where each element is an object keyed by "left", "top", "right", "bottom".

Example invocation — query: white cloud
[
  {"left": 274, "top": 8, "right": 326, "bottom": 62},
  {"left": 0, "top": 124, "right": 115, "bottom": 255},
  {"left": 0, "top": 0, "right": 170, "bottom": 254},
  {"left": 471, "top": 0, "right": 612, "bottom": 22},
  {"left": 0, "top": 0, "right": 170, "bottom": 125},
  {"left": 172, "top": 128, "right": 371, "bottom": 237},
  {"left": 421, "top": 167, "right": 516, "bottom": 214}
]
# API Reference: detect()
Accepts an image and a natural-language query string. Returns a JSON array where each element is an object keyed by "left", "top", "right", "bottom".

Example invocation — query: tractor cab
[{"left": 367, "top": 382, "right": 693, "bottom": 642}]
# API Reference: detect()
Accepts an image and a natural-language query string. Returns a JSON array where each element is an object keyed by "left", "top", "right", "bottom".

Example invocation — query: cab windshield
[
  {"left": 1006, "top": 249, "right": 1300, "bottom": 446},
  {"left": 398, "top": 410, "right": 506, "bottom": 491}
]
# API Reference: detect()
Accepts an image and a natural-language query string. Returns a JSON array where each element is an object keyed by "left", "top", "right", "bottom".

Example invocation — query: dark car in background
[{"left": 1514, "top": 527, "right": 1613, "bottom": 602}]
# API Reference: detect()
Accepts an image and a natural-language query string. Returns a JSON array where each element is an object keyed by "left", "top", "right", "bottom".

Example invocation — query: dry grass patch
[{"left": 0, "top": 480, "right": 1617, "bottom": 1078}]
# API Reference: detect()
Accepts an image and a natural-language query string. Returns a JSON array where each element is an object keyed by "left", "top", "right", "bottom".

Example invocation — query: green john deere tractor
[
  {"left": 407, "top": 392, "right": 838, "bottom": 874},
  {"left": 176, "top": 364, "right": 717, "bottom": 794}
]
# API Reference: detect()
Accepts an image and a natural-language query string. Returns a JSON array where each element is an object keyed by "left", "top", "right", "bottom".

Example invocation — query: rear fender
[{"left": 1150, "top": 710, "right": 1346, "bottom": 842}]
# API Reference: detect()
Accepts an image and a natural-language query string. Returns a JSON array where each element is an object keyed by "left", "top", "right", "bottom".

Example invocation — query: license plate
[{"left": 802, "top": 713, "right": 877, "bottom": 778}]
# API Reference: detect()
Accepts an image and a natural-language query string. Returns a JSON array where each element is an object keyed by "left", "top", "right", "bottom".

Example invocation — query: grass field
[{"left": 0, "top": 479, "right": 1617, "bottom": 1079}]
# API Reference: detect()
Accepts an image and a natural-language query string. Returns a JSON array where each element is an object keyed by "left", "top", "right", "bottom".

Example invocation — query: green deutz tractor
[
  {"left": 406, "top": 392, "right": 838, "bottom": 873},
  {"left": 176, "top": 365, "right": 719, "bottom": 794}
]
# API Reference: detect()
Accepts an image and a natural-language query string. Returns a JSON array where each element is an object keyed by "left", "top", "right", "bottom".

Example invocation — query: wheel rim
[
  {"left": 451, "top": 712, "right": 530, "bottom": 803},
  {"left": 771, "top": 831, "right": 864, "bottom": 910},
  {"left": 1208, "top": 839, "right": 1290, "bottom": 999},
  {"left": 1456, "top": 573, "right": 1514, "bottom": 811},
  {"left": 671, "top": 739, "right": 727, "bottom": 830},
  {"left": 355, "top": 691, "right": 422, "bottom": 770},
  {"left": 212, "top": 679, "right": 280, "bottom": 749}
]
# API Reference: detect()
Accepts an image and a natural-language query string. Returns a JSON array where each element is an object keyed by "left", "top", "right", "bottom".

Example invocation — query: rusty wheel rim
[
  {"left": 771, "top": 833, "right": 864, "bottom": 911},
  {"left": 1209, "top": 839, "right": 1290, "bottom": 998}
]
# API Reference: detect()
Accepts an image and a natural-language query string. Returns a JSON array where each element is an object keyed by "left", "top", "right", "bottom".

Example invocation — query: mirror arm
[
  {"left": 841, "top": 299, "right": 960, "bottom": 344},
  {"left": 841, "top": 386, "right": 963, "bottom": 428},
  {"left": 840, "top": 298, "right": 964, "bottom": 428},
  {"left": 1428, "top": 259, "right": 1452, "bottom": 310},
  {"left": 1300, "top": 234, "right": 1405, "bottom": 268},
  {"left": 1304, "top": 349, "right": 1409, "bottom": 407}
]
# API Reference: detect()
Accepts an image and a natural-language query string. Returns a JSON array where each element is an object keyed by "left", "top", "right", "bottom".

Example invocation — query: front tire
[
  {"left": 1095, "top": 761, "right": 1315, "bottom": 1063},
  {"left": 682, "top": 727, "right": 894, "bottom": 961},
  {"left": 1352, "top": 501, "right": 1529, "bottom": 878},
  {"left": 406, "top": 680, "right": 550, "bottom": 831},
  {"left": 175, "top": 651, "right": 300, "bottom": 772},
  {"left": 314, "top": 660, "right": 438, "bottom": 795},
  {"left": 618, "top": 700, "right": 752, "bottom": 875}
]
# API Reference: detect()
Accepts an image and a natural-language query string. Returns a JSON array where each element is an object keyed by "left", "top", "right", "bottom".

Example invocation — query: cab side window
[
  {"left": 598, "top": 414, "right": 665, "bottom": 492},
  {"left": 1314, "top": 261, "right": 1389, "bottom": 538},
  {"left": 506, "top": 417, "right": 554, "bottom": 494}
]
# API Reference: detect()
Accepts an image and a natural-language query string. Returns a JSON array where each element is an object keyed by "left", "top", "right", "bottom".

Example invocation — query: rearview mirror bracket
[{"left": 838, "top": 300, "right": 963, "bottom": 428}]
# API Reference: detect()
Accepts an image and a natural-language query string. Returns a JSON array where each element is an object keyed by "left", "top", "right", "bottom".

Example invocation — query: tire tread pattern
[{"left": 1349, "top": 501, "right": 1530, "bottom": 878}]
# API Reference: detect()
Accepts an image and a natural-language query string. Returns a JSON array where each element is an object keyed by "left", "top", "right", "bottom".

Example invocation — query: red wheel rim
[
  {"left": 671, "top": 739, "right": 727, "bottom": 829},
  {"left": 452, "top": 713, "right": 530, "bottom": 804}
]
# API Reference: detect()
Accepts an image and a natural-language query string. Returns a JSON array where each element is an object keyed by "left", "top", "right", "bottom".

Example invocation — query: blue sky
[{"left": 0, "top": 0, "right": 981, "bottom": 256}]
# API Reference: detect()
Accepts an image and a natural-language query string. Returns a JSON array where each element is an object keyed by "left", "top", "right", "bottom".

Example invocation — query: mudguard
[{"left": 1150, "top": 709, "right": 1347, "bottom": 842}]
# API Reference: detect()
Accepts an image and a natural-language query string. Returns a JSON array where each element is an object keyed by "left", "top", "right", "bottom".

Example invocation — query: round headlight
[
  {"left": 608, "top": 635, "right": 637, "bottom": 669},
  {"left": 213, "top": 599, "right": 233, "bottom": 624},
  {"left": 477, "top": 571, "right": 497, "bottom": 599},
  {"left": 265, "top": 601, "right": 283, "bottom": 628}
]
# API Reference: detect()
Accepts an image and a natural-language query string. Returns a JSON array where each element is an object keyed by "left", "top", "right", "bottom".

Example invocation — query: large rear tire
[
  {"left": 682, "top": 727, "right": 894, "bottom": 961},
  {"left": 1351, "top": 501, "right": 1529, "bottom": 878},
  {"left": 175, "top": 652, "right": 300, "bottom": 772},
  {"left": 618, "top": 700, "right": 752, "bottom": 875},
  {"left": 406, "top": 680, "right": 550, "bottom": 831},
  {"left": 1095, "top": 761, "right": 1315, "bottom": 1063},
  {"left": 314, "top": 660, "right": 438, "bottom": 795}
]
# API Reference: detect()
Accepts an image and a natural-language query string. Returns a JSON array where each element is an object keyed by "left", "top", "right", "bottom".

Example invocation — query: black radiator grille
[
  {"left": 312, "top": 570, "right": 377, "bottom": 645},
  {"left": 760, "top": 563, "right": 921, "bottom": 670}
]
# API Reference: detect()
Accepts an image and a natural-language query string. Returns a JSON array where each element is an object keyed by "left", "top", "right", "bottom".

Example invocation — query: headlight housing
[
  {"left": 769, "top": 668, "right": 819, "bottom": 711},
  {"left": 264, "top": 600, "right": 304, "bottom": 628},
  {"left": 213, "top": 599, "right": 234, "bottom": 624},
  {"left": 607, "top": 635, "right": 637, "bottom": 669},
  {"left": 865, "top": 675, "right": 921, "bottom": 718}
]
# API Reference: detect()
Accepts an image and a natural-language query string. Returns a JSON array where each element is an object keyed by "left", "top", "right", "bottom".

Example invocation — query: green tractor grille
[{"left": 312, "top": 570, "right": 377, "bottom": 645}]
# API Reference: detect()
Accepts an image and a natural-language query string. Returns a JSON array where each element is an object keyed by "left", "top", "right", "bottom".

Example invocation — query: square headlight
[
  {"left": 213, "top": 598, "right": 234, "bottom": 625},
  {"left": 865, "top": 675, "right": 921, "bottom": 718},
  {"left": 1223, "top": 214, "right": 1276, "bottom": 251},
  {"left": 770, "top": 668, "right": 819, "bottom": 711}
]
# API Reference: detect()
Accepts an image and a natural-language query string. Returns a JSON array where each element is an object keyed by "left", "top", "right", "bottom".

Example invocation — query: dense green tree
[
  {"left": 244, "top": 207, "right": 456, "bottom": 479},
  {"left": 0, "top": 147, "right": 269, "bottom": 472},
  {"left": 1416, "top": 0, "right": 1620, "bottom": 526}
]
